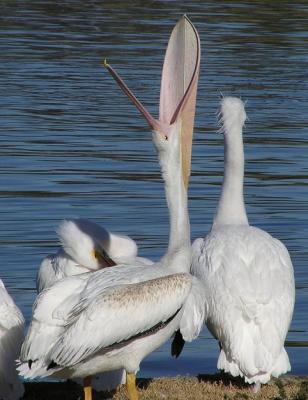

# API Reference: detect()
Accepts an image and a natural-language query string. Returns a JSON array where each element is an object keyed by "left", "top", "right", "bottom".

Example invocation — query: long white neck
[
  {"left": 212, "top": 101, "right": 249, "bottom": 228},
  {"left": 154, "top": 124, "right": 191, "bottom": 273}
]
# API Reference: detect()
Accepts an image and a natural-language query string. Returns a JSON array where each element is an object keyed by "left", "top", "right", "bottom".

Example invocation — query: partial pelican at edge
[{"left": 0, "top": 279, "right": 24, "bottom": 400}]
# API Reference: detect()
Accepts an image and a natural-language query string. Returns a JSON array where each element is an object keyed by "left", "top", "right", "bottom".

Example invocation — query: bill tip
[{"left": 102, "top": 58, "right": 109, "bottom": 68}]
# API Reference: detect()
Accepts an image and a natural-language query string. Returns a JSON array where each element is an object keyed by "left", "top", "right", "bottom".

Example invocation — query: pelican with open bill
[
  {"left": 18, "top": 16, "right": 205, "bottom": 400},
  {"left": 103, "top": 14, "right": 200, "bottom": 190}
]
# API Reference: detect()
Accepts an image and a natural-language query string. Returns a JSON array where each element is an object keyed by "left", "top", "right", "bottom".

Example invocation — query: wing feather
[
  {"left": 19, "top": 263, "right": 161, "bottom": 372},
  {"left": 20, "top": 275, "right": 88, "bottom": 364},
  {"left": 46, "top": 274, "right": 192, "bottom": 367},
  {"left": 179, "top": 276, "right": 207, "bottom": 341}
]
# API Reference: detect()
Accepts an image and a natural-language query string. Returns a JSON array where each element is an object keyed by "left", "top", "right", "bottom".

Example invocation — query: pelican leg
[
  {"left": 84, "top": 376, "right": 92, "bottom": 400},
  {"left": 251, "top": 382, "right": 261, "bottom": 393},
  {"left": 126, "top": 372, "right": 139, "bottom": 400}
]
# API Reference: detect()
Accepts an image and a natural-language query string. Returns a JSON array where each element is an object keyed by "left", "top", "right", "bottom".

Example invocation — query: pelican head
[
  {"left": 57, "top": 219, "right": 137, "bottom": 269},
  {"left": 103, "top": 15, "right": 200, "bottom": 191},
  {"left": 219, "top": 97, "right": 247, "bottom": 135}
]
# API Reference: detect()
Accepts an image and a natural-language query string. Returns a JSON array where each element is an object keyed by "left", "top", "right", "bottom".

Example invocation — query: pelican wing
[
  {"left": 75, "top": 263, "right": 159, "bottom": 303},
  {"left": 46, "top": 274, "right": 192, "bottom": 367},
  {"left": 19, "top": 274, "right": 88, "bottom": 367},
  {"left": 179, "top": 276, "right": 207, "bottom": 342},
  {"left": 19, "top": 263, "right": 160, "bottom": 377}
]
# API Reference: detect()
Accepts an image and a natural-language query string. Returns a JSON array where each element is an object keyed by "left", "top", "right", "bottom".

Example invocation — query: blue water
[{"left": 0, "top": 0, "right": 307, "bottom": 379}]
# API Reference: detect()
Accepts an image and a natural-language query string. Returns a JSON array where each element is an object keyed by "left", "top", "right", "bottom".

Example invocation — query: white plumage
[
  {"left": 19, "top": 16, "right": 205, "bottom": 400},
  {"left": 19, "top": 263, "right": 204, "bottom": 377},
  {"left": 41, "top": 274, "right": 192, "bottom": 371},
  {"left": 0, "top": 279, "right": 24, "bottom": 400},
  {"left": 36, "top": 219, "right": 153, "bottom": 391},
  {"left": 37, "top": 218, "right": 150, "bottom": 293},
  {"left": 191, "top": 97, "right": 295, "bottom": 389},
  {"left": 18, "top": 114, "right": 205, "bottom": 386}
]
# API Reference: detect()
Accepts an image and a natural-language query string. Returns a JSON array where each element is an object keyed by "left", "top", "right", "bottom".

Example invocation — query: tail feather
[
  {"left": 20, "top": 321, "right": 62, "bottom": 363},
  {"left": 271, "top": 348, "right": 291, "bottom": 378},
  {"left": 17, "top": 359, "right": 59, "bottom": 380},
  {"left": 217, "top": 348, "right": 241, "bottom": 377},
  {"left": 17, "top": 360, "right": 44, "bottom": 379},
  {"left": 217, "top": 345, "right": 291, "bottom": 384}
]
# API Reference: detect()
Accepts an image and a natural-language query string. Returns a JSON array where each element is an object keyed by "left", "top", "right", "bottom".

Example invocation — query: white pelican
[
  {"left": 191, "top": 97, "right": 295, "bottom": 391},
  {"left": 37, "top": 218, "right": 152, "bottom": 392},
  {"left": 18, "top": 15, "right": 206, "bottom": 400},
  {"left": 0, "top": 279, "right": 24, "bottom": 400},
  {"left": 37, "top": 218, "right": 151, "bottom": 293}
]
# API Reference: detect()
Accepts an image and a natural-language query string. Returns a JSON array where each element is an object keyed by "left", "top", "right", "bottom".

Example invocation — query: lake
[{"left": 0, "top": 0, "right": 307, "bottom": 379}]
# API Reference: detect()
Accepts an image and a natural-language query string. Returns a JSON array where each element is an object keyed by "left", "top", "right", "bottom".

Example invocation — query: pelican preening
[
  {"left": 36, "top": 218, "right": 152, "bottom": 392},
  {"left": 191, "top": 97, "right": 295, "bottom": 391},
  {"left": 18, "top": 15, "right": 206, "bottom": 400},
  {"left": 0, "top": 280, "right": 24, "bottom": 400},
  {"left": 37, "top": 218, "right": 152, "bottom": 293}
]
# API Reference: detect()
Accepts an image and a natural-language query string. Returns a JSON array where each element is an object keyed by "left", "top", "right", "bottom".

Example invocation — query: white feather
[
  {"left": 0, "top": 280, "right": 24, "bottom": 400},
  {"left": 179, "top": 276, "right": 207, "bottom": 341},
  {"left": 34, "top": 219, "right": 154, "bottom": 390},
  {"left": 20, "top": 16, "right": 203, "bottom": 390},
  {"left": 191, "top": 97, "right": 295, "bottom": 386},
  {"left": 45, "top": 274, "right": 191, "bottom": 368},
  {"left": 36, "top": 250, "right": 88, "bottom": 293},
  {"left": 57, "top": 219, "right": 106, "bottom": 270},
  {"left": 20, "top": 275, "right": 88, "bottom": 371},
  {"left": 37, "top": 219, "right": 152, "bottom": 294}
]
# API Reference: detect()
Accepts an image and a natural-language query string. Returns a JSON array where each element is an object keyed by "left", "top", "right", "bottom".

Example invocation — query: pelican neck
[
  {"left": 156, "top": 130, "right": 191, "bottom": 273},
  {"left": 212, "top": 127, "right": 249, "bottom": 228}
]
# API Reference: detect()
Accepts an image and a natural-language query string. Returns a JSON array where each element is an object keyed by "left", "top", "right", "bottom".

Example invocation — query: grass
[{"left": 23, "top": 375, "right": 308, "bottom": 400}]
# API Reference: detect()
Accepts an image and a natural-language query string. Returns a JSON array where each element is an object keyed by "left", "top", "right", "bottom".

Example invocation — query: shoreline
[{"left": 23, "top": 374, "right": 308, "bottom": 399}]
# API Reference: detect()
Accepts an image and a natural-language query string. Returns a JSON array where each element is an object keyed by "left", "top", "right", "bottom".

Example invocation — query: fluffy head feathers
[
  {"left": 57, "top": 219, "right": 138, "bottom": 269},
  {"left": 219, "top": 97, "right": 246, "bottom": 135}
]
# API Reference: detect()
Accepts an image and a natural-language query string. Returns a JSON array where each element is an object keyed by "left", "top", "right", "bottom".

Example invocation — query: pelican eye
[
  {"left": 92, "top": 249, "right": 99, "bottom": 260},
  {"left": 92, "top": 247, "right": 114, "bottom": 263},
  {"left": 92, "top": 248, "right": 107, "bottom": 261}
]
